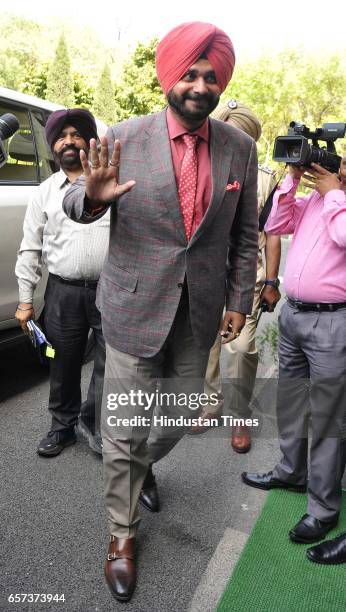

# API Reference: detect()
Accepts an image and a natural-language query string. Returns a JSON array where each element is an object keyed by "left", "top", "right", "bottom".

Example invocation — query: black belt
[
  {"left": 287, "top": 298, "right": 346, "bottom": 312},
  {"left": 49, "top": 273, "right": 98, "bottom": 289}
]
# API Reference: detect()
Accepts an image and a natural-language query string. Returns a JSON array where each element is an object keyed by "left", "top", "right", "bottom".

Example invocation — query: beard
[
  {"left": 53, "top": 144, "right": 86, "bottom": 170},
  {"left": 167, "top": 90, "right": 220, "bottom": 122}
]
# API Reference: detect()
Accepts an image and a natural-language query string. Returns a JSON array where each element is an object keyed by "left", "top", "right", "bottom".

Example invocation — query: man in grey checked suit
[{"left": 64, "top": 21, "right": 258, "bottom": 602}]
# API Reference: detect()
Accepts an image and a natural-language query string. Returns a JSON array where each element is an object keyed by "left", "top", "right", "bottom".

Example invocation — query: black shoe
[
  {"left": 77, "top": 417, "right": 103, "bottom": 455},
  {"left": 289, "top": 513, "right": 338, "bottom": 544},
  {"left": 241, "top": 470, "right": 306, "bottom": 492},
  {"left": 307, "top": 532, "right": 346, "bottom": 564},
  {"left": 37, "top": 429, "right": 76, "bottom": 457},
  {"left": 139, "top": 466, "right": 160, "bottom": 513}
]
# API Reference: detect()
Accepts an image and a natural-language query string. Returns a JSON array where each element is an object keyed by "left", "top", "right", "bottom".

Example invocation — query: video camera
[
  {"left": 273, "top": 121, "right": 346, "bottom": 173},
  {"left": 0, "top": 113, "right": 20, "bottom": 169}
]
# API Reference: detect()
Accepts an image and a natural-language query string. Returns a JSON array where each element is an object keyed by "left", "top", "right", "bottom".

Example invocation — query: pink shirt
[
  {"left": 265, "top": 174, "right": 346, "bottom": 302},
  {"left": 166, "top": 108, "right": 211, "bottom": 236}
]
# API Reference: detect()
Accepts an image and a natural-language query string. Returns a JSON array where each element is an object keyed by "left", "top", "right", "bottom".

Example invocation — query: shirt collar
[
  {"left": 166, "top": 107, "right": 209, "bottom": 143},
  {"left": 53, "top": 168, "right": 71, "bottom": 189}
]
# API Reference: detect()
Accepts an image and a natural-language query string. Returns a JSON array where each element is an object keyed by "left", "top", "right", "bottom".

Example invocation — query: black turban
[{"left": 45, "top": 108, "right": 97, "bottom": 150}]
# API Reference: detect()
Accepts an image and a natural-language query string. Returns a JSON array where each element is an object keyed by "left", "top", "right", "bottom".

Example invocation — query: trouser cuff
[{"left": 108, "top": 523, "right": 139, "bottom": 539}]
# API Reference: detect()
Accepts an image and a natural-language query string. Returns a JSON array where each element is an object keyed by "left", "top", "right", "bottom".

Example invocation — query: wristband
[
  {"left": 16, "top": 304, "right": 33, "bottom": 311},
  {"left": 264, "top": 279, "right": 280, "bottom": 289}
]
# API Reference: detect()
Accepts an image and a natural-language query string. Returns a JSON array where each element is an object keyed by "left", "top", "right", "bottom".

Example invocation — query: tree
[
  {"left": 46, "top": 33, "right": 75, "bottom": 106},
  {"left": 0, "top": 13, "right": 123, "bottom": 97},
  {"left": 73, "top": 73, "right": 94, "bottom": 108},
  {"left": 92, "top": 64, "right": 115, "bottom": 124},
  {"left": 0, "top": 55, "right": 23, "bottom": 90},
  {"left": 114, "top": 39, "right": 165, "bottom": 120},
  {"left": 22, "top": 62, "right": 49, "bottom": 99},
  {"left": 0, "top": 15, "right": 41, "bottom": 90}
]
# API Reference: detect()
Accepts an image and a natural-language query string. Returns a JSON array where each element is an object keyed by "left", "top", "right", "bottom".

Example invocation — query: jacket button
[{"left": 177, "top": 282, "right": 183, "bottom": 288}]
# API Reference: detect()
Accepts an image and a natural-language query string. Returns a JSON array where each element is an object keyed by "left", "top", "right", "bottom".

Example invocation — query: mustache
[
  {"left": 54, "top": 144, "right": 84, "bottom": 169},
  {"left": 183, "top": 93, "right": 213, "bottom": 103},
  {"left": 58, "top": 145, "right": 81, "bottom": 156}
]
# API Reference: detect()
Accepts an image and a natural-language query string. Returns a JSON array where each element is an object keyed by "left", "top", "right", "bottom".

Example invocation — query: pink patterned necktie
[{"left": 178, "top": 133, "right": 198, "bottom": 241}]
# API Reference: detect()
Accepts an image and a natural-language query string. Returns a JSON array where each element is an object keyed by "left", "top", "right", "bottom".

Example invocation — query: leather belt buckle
[
  {"left": 288, "top": 298, "right": 303, "bottom": 310},
  {"left": 300, "top": 304, "right": 311, "bottom": 311}
]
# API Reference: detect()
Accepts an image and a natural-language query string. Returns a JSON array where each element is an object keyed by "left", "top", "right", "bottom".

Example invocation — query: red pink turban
[{"left": 156, "top": 22, "right": 235, "bottom": 95}]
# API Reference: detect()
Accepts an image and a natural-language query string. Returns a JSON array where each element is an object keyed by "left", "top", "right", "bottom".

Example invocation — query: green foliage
[
  {"left": 22, "top": 63, "right": 49, "bottom": 99},
  {"left": 73, "top": 73, "right": 94, "bottom": 108},
  {"left": 92, "top": 64, "right": 115, "bottom": 124},
  {"left": 0, "top": 14, "right": 41, "bottom": 91},
  {"left": 46, "top": 34, "right": 75, "bottom": 106},
  {"left": 0, "top": 55, "right": 23, "bottom": 90},
  {"left": 258, "top": 321, "right": 279, "bottom": 364},
  {"left": 0, "top": 13, "right": 123, "bottom": 111},
  {"left": 114, "top": 39, "right": 165, "bottom": 120}
]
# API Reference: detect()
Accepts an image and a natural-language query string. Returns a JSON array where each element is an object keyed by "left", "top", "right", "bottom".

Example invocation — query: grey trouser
[
  {"left": 273, "top": 301, "right": 346, "bottom": 521},
  {"left": 204, "top": 277, "right": 263, "bottom": 418},
  {"left": 101, "top": 291, "right": 210, "bottom": 537}
]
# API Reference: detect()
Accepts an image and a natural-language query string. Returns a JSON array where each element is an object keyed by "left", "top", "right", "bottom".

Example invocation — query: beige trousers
[
  {"left": 101, "top": 294, "right": 210, "bottom": 537},
  {"left": 205, "top": 277, "right": 263, "bottom": 419}
]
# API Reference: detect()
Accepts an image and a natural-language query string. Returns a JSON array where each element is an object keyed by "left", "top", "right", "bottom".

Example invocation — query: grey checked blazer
[{"left": 64, "top": 110, "right": 258, "bottom": 358}]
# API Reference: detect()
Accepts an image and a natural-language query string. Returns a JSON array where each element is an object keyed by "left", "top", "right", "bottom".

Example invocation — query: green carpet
[{"left": 217, "top": 491, "right": 346, "bottom": 612}]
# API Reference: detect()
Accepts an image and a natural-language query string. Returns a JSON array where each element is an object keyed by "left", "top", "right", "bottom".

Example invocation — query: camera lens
[
  {"left": 287, "top": 145, "right": 301, "bottom": 158},
  {"left": 308, "top": 145, "right": 341, "bottom": 172}
]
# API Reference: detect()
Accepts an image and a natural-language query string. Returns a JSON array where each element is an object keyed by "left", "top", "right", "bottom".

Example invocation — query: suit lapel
[
  {"left": 189, "top": 119, "right": 234, "bottom": 246},
  {"left": 143, "top": 111, "right": 187, "bottom": 244}
]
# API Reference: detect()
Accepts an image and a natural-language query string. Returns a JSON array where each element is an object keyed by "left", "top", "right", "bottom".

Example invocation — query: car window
[
  {"left": 0, "top": 103, "right": 38, "bottom": 183},
  {"left": 30, "top": 110, "right": 57, "bottom": 181}
]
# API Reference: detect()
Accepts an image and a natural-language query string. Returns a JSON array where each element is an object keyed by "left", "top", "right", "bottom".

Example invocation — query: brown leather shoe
[
  {"left": 104, "top": 536, "right": 136, "bottom": 602},
  {"left": 231, "top": 424, "right": 251, "bottom": 453},
  {"left": 189, "top": 410, "right": 221, "bottom": 435}
]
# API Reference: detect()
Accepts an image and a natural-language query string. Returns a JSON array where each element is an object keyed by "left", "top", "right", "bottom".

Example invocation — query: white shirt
[{"left": 16, "top": 169, "right": 110, "bottom": 302}]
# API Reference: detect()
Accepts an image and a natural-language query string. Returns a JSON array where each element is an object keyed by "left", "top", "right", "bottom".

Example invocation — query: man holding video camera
[{"left": 242, "top": 154, "right": 346, "bottom": 552}]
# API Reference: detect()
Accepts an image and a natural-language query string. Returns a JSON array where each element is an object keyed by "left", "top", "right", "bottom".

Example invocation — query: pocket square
[{"left": 226, "top": 181, "right": 240, "bottom": 191}]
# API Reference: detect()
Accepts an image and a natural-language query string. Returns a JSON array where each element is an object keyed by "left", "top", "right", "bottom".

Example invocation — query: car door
[{"left": 0, "top": 100, "right": 55, "bottom": 335}]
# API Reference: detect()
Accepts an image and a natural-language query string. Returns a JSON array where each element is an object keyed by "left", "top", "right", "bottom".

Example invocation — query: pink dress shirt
[
  {"left": 265, "top": 174, "right": 346, "bottom": 302},
  {"left": 166, "top": 108, "right": 211, "bottom": 237}
]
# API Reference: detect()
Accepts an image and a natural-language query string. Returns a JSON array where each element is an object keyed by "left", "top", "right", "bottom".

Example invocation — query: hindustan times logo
[{"left": 106, "top": 414, "right": 259, "bottom": 428}]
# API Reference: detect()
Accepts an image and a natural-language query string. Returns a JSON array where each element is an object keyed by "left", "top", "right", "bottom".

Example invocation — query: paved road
[
  {"left": 1, "top": 238, "right": 344, "bottom": 612},
  {"left": 1, "top": 341, "right": 280, "bottom": 612}
]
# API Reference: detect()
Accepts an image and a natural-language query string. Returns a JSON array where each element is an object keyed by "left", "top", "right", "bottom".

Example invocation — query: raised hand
[
  {"left": 288, "top": 164, "right": 307, "bottom": 181},
  {"left": 80, "top": 137, "right": 135, "bottom": 204},
  {"left": 301, "top": 163, "right": 342, "bottom": 197}
]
